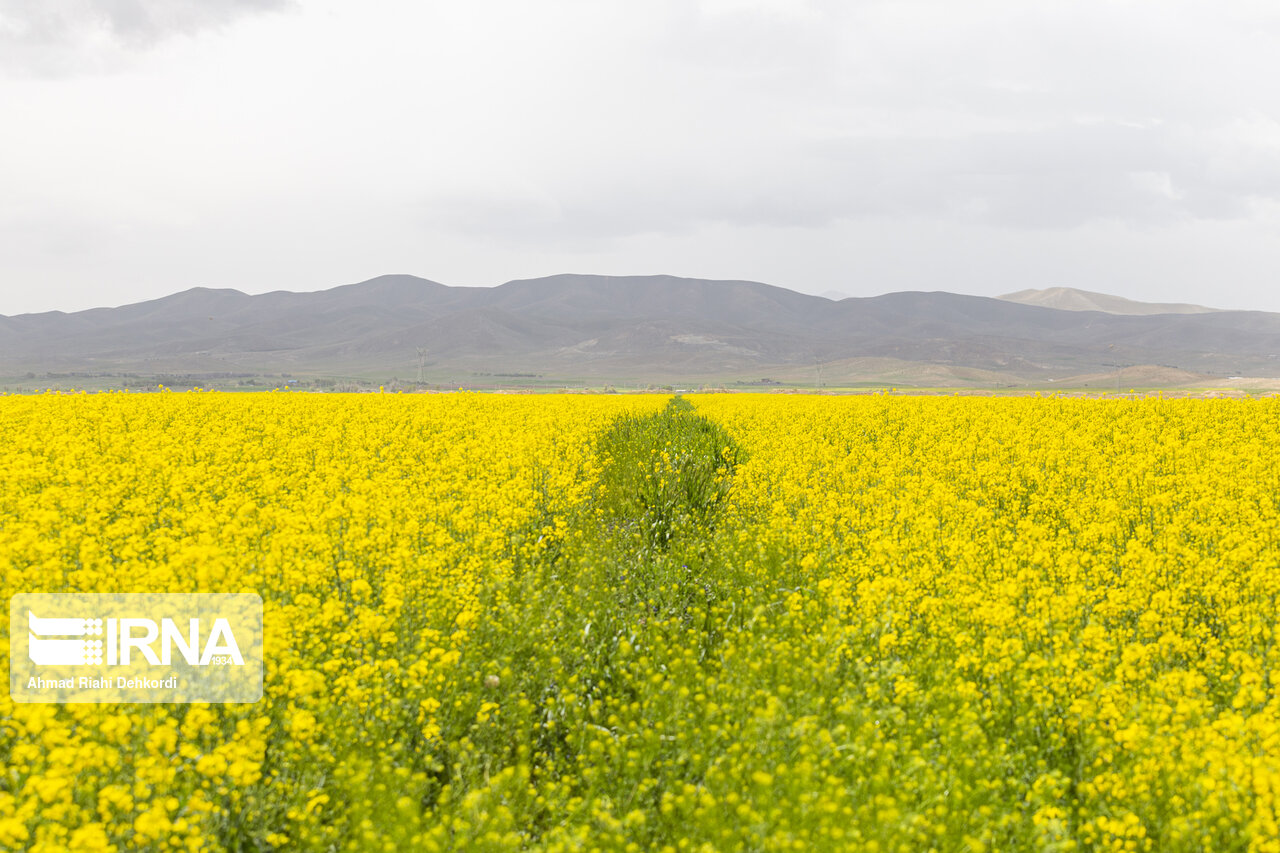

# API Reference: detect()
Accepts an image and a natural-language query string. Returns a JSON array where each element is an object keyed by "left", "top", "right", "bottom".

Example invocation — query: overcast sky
[{"left": 3, "top": 0, "right": 1280, "bottom": 315}]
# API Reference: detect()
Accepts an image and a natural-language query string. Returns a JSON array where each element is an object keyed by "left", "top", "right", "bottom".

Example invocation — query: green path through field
[{"left": 326, "top": 396, "right": 1162, "bottom": 852}]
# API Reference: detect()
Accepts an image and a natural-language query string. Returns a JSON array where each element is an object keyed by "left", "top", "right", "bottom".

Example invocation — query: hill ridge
[{"left": 3, "top": 275, "right": 1278, "bottom": 387}]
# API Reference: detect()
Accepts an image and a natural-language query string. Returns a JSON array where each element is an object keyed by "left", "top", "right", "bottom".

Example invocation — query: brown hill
[{"left": 998, "top": 287, "right": 1220, "bottom": 315}]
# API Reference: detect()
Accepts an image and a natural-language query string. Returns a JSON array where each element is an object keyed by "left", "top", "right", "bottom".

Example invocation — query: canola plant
[{"left": 1, "top": 391, "right": 1277, "bottom": 851}]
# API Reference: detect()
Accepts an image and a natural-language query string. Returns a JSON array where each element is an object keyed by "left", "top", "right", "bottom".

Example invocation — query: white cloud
[{"left": 3, "top": 0, "right": 1280, "bottom": 313}]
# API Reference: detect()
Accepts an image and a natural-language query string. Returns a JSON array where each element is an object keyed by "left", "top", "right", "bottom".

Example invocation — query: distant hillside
[
  {"left": 3, "top": 274, "right": 1279, "bottom": 388},
  {"left": 998, "top": 287, "right": 1220, "bottom": 315}
]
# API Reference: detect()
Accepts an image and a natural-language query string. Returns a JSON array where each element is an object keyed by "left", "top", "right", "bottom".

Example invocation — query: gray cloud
[
  {"left": 422, "top": 117, "right": 1280, "bottom": 242},
  {"left": 0, "top": 0, "right": 290, "bottom": 75},
  {"left": 403, "top": 2, "right": 1280, "bottom": 244}
]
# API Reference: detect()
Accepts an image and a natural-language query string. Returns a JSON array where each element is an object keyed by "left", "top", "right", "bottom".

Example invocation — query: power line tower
[{"left": 416, "top": 347, "right": 428, "bottom": 384}]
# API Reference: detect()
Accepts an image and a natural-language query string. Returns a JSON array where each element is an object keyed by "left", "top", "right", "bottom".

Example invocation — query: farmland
[{"left": 2, "top": 392, "right": 1279, "bottom": 851}]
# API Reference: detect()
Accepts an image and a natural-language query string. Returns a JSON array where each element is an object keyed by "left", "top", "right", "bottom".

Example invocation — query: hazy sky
[{"left": 3, "top": 0, "right": 1280, "bottom": 315}]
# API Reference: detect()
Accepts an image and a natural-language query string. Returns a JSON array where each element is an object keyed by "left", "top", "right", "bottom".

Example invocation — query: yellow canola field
[
  {"left": 692, "top": 393, "right": 1280, "bottom": 850},
  {"left": 0, "top": 391, "right": 662, "bottom": 852},
  {"left": 2, "top": 391, "right": 1279, "bottom": 851}
]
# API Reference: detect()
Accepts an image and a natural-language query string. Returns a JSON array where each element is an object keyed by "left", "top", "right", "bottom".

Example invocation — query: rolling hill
[{"left": 3, "top": 274, "right": 1279, "bottom": 388}]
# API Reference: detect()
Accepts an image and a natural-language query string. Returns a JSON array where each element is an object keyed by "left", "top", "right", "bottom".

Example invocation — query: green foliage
[
  {"left": 594, "top": 396, "right": 744, "bottom": 551},
  {"left": 416, "top": 396, "right": 760, "bottom": 846}
]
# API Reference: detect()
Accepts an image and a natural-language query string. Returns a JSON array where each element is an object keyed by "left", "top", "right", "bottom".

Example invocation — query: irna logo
[
  {"left": 27, "top": 611, "right": 245, "bottom": 667},
  {"left": 10, "top": 593, "right": 263, "bottom": 704}
]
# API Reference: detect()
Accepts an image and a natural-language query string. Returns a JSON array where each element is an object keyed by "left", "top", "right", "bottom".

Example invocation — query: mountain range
[{"left": 3, "top": 275, "right": 1278, "bottom": 388}]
